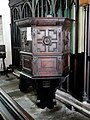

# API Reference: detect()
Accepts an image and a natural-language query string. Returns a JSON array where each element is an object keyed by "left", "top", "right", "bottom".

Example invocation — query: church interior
[{"left": 0, "top": 0, "right": 90, "bottom": 120}]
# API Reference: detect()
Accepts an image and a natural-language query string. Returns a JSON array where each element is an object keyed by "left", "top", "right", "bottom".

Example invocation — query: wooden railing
[{"left": 0, "top": 88, "right": 34, "bottom": 120}]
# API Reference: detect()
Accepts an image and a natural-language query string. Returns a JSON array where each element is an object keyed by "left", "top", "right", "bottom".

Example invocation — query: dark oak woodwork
[
  {"left": 9, "top": 0, "right": 22, "bottom": 6},
  {"left": 9, "top": 0, "right": 75, "bottom": 70},
  {"left": 16, "top": 17, "right": 73, "bottom": 109},
  {"left": 0, "top": 88, "right": 34, "bottom": 120},
  {"left": 17, "top": 18, "right": 72, "bottom": 79}
]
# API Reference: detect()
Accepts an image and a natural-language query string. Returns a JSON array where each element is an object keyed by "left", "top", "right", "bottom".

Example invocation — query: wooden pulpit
[{"left": 16, "top": 17, "right": 73, "bottom": 108}]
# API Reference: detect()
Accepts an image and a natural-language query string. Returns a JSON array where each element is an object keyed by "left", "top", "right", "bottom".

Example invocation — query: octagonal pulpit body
[
  {"left": 17, "top": 17, "right": 72, "bottom": 109},
  {"left": 19, "top": 18, "right": 71, "bottom": 77}
]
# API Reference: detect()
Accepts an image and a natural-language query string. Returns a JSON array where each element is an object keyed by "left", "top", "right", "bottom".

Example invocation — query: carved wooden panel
[
  {"left": 62, "top": 31, "right": 70, "bottom": 52},
  {"left": 22, "top": 55, "right": 32, "bottom": 74},
  {"left": 37, "top": 57, "right": 57, "bottom": 76},
  {"left": 32, "top": 56, "right": 38, "bottom": 76},
  {"left": 33, "top": 27, "right": 62, "bottom": 53},
  {"left": 19, "top": 18, "right": 72, "bottom": 78},
  {"left": 57, "top": 54, "right": 69, "bottom": 74},
  {"left": 20, "top": 28, "right": 32, "bottom": 52},
  {"left": 32, "top": 54, "right": 69, "bottom": 77}
]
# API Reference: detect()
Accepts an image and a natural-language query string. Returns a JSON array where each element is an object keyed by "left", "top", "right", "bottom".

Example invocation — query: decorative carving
[
  {"left": 42, "top": 36, "right": 52, "bottom": 46},
  {"left": 20, "top": 28, "right": 32, "bottom": 52},
  {"left": 57, "top": 56, "right": 62, "bottom": 61},
  {"left": 33, "top": 56, "right": 38, "bottom": 63},
  {"left": 32, "top": 56, "right": 38, "bottom": 76},
  {"left": 19, "top": 18, "right": 72, "bottom": 77},
  {"left": 58, "top": 28, "right": 61, "bottom": 33},
  {"left": 54, "top": 29, "right": 57, "bottom": 34},
  {"left": 37, "top": 30, "right": 40, "bottom": 34},
  {"left": 21, "top": 30, "right": 27, "bottom": 42},
  {"left": 37, "top": 57, "right": 57, "bottom": 76},
  {"left": 21, "top": 55, "right": 32, "bottom": 74},
  {"left": 62, "top": 31, "right": 70, "bottom": 51},
  {"left": 32, "top": 28, "right": 36, "bottom": 36}
]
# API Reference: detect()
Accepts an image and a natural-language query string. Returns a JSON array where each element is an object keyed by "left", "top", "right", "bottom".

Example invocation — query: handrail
[{"left": 0, "top": 88, "right": 34, "bottom": 120}]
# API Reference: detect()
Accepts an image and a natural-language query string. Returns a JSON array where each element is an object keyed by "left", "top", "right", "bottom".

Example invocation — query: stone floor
[{"left": 0, "top": 73, "right": 90, "bottom": 120}]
